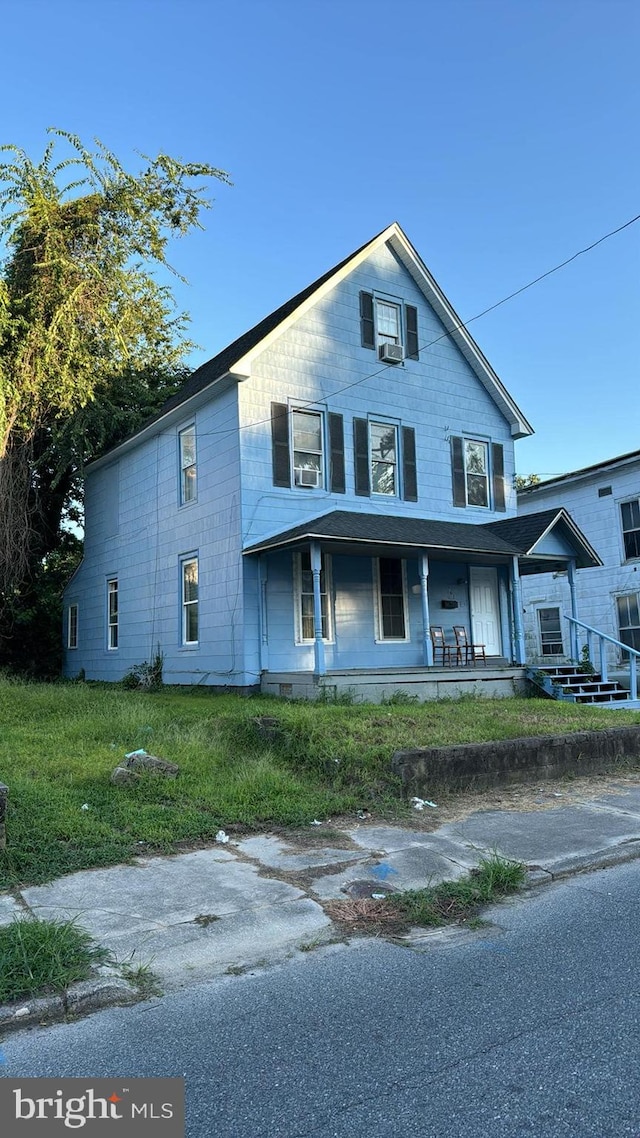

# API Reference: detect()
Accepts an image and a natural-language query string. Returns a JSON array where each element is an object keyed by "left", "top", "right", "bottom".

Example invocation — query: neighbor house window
[
  {"left": 107, "top": 580, "right": 118, "bottom": 649},
  {"left": 294, "top": 552, "right": 332, "bottom": 642},
  {"left": 181, "top": 557, "right": 199, "bottom": 645},
  {"left": 370, "top": 422, "right": 398, "bottom": 496},
  {"left": 621, "top": 500, "right": 640, "bottom": 560},
  {"left": 67, "top": 604, "right": 78, "bottom": 650},
  {"left": 179, "top": 424, "right": 197, "bottom": 504},
  {"left": 538, "top": 607, "right": 563, "bottom": 655},
  {"left": 375, "top": 557, "right": 408, "bottom": 641},
  {"left": 616, "top": 594, "right": 640, "bottom": 653},
  {"left": 292, "top": 410, "right": 324, "bottom": 488}
]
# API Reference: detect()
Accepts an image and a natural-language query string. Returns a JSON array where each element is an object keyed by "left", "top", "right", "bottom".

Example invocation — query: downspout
[{"left": 310, "top": 541, "right": 326, "bottom": 677}]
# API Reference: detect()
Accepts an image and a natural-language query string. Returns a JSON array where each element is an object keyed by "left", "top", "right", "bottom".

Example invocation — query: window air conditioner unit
[
  {"left": 379, "top": 343, "right": 404, "bottom": 364},
  {"left": 295, "top": 467, "right": 321, "bottom": 488}
]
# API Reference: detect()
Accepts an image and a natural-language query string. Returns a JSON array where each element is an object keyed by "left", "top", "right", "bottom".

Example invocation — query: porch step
[{"left": 526, "top": 666, "right": 633, "bottom": 706}]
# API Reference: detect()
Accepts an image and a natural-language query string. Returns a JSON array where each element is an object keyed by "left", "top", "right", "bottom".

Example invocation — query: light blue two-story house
[{"left": 63, "top": 223, "right": 600, "bottom": 701}]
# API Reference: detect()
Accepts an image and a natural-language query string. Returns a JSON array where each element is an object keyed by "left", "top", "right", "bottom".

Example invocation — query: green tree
[
  {"left": 514, "top": 473, "right": 541, "bottom": 491},
  {"left": 0, "top": 129, "right": 230, "bottom": 672}
]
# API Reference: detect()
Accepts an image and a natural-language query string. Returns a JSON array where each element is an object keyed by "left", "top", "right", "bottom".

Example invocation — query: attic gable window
[
  {"left": 621, "top": 499, "right": 640, "bottom": 560},
  {"left": 179, "top": 424, "right": 197, "bottom": 505},
  {"left": 360, "top": 292, "right": 419, "bottom": 361}
]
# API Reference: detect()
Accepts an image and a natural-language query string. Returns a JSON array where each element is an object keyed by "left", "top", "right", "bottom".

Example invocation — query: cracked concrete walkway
[{"left": 3, "top": 781, "right": 640, "bottom": 990}]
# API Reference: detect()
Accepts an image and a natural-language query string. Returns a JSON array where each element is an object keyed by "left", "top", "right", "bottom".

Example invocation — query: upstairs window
[
  {"left": 107, "top": 579, "right": 118, "bottom": 650},
  {"left": 67, "top": 604, "right": 78, "bottom": 650},
  {"left": 538, "top": 607, "right": 563, "bottom": 655},
  {"left": 359, "top": 292, "right": 419, "bottom": 361},
  {"left": 370, "top": 422, "right": 398, "bottom": 496},
  {"left": 354, "top": 419, "right": 417, "bottom": 501},
  {"left": 451, "top": 436, "right": 505, "bottom": 512},
  {"left": 292, "top": 410, "right": 324, "bottom": 489},
  {"left": 179, "top": 425, "right": 197, "bottom": 504},
  {"left": 621, "top": 500, "right": 640, "bottom": 560}
]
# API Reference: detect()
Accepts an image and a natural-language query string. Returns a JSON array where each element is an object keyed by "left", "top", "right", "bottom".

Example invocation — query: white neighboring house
[{"left": 517, "top": 449, "right": 640, "bottom": 681}]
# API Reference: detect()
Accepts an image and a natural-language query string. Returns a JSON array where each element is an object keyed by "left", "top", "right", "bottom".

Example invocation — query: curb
[
  {"left": 524, "top": 837, "right": 640, "bottom": 889},
  {"left": 0, "top": 967, "right": 140, "bottom": 1037}
]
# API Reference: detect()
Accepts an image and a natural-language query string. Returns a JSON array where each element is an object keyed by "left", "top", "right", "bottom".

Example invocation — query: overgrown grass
[
  {"left": 326, "top": 854, "right": 527, "bottom": 934},
  {"left": 0, "top": 678, "right": 639, "bottom": 887},
  {"left": 0, "top": 917, "right": 110, "bottom": 1004}
]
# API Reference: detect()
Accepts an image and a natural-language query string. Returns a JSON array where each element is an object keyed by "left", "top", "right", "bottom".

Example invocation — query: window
[
  {"left": 621, "top": 500, "right": 640, "bottom": 560},
  {"left": 292, "top": 410, "right": 324, "bottom": 488},
  {"left": 67, "top": 604, "right": 78, "bottom": 650},
  {"left": 451, "top": 436, "right": 504, "bottom": 511},
  {"left": 179, "top": 425, "right": 197, "bottom": 504},
  {"left": 375, "top": 557, "right": 408, "bottom": 641},
  {"left": 370, "top": 422, "right": 398, "bottom": 496},
  {"left": 359, "top": 292, "right": 419, "bottom": 360},
  {"left": 107, "top": 580, "right": 118, "bottom": 649},
  {"left": 181, "top": 557, "right": 199, "bottom": 645},
  {"left": 353, "top": 419, "right": 417, "bottom": 501},
  {"left": 538, "top": 607, "right": 563, "bottom": 655},
  {"left": 617, "top": 594, "right": 640, "bottom": 653},
  {"left": 294, "top": 552, "right": 332, "bottom": 642}
]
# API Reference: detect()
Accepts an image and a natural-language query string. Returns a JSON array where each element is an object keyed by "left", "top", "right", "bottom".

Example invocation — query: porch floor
[{"left": 261, "top": 662, "right": 526, "bottom": 702}]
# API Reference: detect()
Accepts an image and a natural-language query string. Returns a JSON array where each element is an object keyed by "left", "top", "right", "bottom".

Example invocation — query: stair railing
[{"left": 564, "top": 614, "right": 640, "bottom": 702}]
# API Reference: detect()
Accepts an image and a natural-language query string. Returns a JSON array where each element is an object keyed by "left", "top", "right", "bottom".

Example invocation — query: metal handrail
[{"left": 563, "top": 614, "right": 639, "bottom": 701}]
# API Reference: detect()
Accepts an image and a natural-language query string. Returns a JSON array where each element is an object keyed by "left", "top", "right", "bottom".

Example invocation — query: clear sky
[{"left": 2, "top": 0, "right": 638, "bottom": 479}]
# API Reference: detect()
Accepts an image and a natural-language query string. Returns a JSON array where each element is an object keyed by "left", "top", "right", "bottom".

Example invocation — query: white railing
[{"left": 564, "top": 614, "right": 640, "bottom": 702}]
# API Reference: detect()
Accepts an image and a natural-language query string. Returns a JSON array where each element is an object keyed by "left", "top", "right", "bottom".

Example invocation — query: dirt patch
[
  {"left": 260, "top": 826, "right": 361, "bottom": 851},
  {"left": 324, "top": 897, "right": 408, "bottom": 936}
]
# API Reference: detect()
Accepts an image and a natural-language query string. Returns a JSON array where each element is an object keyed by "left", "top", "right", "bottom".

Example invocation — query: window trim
[
  {"left": 67, "top": 604, "right": 78, "bottom": 650},
  {"left": 537, "top": 606, "right": 564, "bottom": 657},
  {"left": 620, "top": 498, "right": 640, "bottom": 562},
  {"left": 178, "top": 423, "right": 197, "bottom": 506},
  {"left": 181, "top": 555, "right": 199, "bottom": 647},
  {"left": 293, "top": 552, "right": 334, "bottom": 644},
  {"left": 107, "top": 579, "right": 118, "bottom": 651},
  {"left": 616, "top": 592, "right": 640, "bottom": 656},
  {"left": 374, "top": 557, "right": 410, "bottom": 643}
]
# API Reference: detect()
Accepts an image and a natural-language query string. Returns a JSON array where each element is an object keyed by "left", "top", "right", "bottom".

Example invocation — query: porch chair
[
  {"left": 430, "top": 626, "right": 454, "bottom": 666},
  {"left": 453, "top": 625, "right": 487, "bottom": 666}
]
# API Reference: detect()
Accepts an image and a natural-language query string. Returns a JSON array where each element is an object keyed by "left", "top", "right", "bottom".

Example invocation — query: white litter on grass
[
  {"left": 410, "top": 797, "right": 438, "bottom": 811},
  {"left": 215, "top": 830, "right": 230, "bottom": 844},
  {"left": 310, "top": 819, "right": 323, "bottom": 827},
  {"left": 81, "top": 804, "right": 90, "bottom": 811},
  {"left": 125, "top": 749, "right": 148, "bottom": 759}
]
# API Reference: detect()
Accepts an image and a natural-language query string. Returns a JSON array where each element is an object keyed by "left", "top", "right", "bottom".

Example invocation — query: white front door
[{"left": 470, "top": 567, "right": 502, "bottom": 656}]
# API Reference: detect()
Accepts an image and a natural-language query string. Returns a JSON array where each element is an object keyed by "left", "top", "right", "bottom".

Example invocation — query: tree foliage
[{"left": 0, "top": 129, "right": 230, "bottom": 672}]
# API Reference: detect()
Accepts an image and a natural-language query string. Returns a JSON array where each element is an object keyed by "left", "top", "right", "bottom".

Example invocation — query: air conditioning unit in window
[
  {"left": 295, "top": 467, "right": 321, "bottom": 488},
  {"left": 379, "top": 343, "right": 404, "bottom": 364}
]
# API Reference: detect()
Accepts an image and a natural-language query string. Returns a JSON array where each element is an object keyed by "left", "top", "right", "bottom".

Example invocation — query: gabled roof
[
  {"left": 518, "top": 447, "right": 640, "bottom": 496},
  {"left": 484, "top": 508, "right": 602, "bottom": 569},
  {"left": 88, "top": 222, "right": 533, "bottom": 470}
]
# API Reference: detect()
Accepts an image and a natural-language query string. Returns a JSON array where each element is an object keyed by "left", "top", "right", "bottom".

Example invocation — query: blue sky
[{"left": 2, "top": 0, "right": 638, "bottom": 478}]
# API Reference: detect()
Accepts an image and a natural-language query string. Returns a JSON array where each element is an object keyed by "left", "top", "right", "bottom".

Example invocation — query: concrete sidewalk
[{"left": 2, "top": 779, "right": 640, "bottom": 1020}]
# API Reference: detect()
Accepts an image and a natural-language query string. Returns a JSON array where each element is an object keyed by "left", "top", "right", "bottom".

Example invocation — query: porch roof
[{"left": 243, "top": 508, "right": 601, "bottom": 572}]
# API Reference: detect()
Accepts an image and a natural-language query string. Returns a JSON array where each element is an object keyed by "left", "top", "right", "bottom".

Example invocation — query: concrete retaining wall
[{"left": 393, "top": 726, "right": 640, "bottom": 794}]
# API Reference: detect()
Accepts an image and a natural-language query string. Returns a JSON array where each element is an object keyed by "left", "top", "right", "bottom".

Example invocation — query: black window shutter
[
  {"left": 491, "top": 442, "right": 506, "bottom": 512},
  {"left": 353, "top": 418, "right": 371, "bottom": 496},
  {"left": 402, "top": 426, "right": 418, "bottom": 501},
  {"left": 328, "top": 413, "right": 345, "bottom": 494},
  {"left": 405, "top": 305, "right": 419, "bottom": 360},
  {"left": 360, "top": 291, "right": 375, "bottom": 349},
  {"left": 271, "top": 403, "right": 290, "bottom": 487},
  {"left": 451, "top": 436, "right": 466, "bottom": 507}
]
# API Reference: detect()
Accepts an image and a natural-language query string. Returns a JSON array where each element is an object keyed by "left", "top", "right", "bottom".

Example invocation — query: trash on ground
[
  {"left": 410, "top": 797, "right": 425, "bottom": 810},
  {"left": 215, "top": 830, "right": 230, "bottom": 844},
  {"left": 81, "top": 803, "right": 90, "bottom": 811},
  {"left": 310, "top": 819, "right": 323, "bottom": 826}
]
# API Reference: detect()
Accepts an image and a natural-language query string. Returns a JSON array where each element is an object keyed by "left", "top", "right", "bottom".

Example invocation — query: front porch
[{"left": 262, "top": 662, "right": 526, "bottom": 702}]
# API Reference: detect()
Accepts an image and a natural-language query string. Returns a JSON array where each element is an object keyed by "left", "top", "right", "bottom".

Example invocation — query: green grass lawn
[{"left": 1, "top": 677, "right": 639, "bottom": 888}]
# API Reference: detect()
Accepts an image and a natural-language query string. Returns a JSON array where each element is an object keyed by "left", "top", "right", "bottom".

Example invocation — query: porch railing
[{"left": 564, "top": 614, "right": 640, "bottom": 702}]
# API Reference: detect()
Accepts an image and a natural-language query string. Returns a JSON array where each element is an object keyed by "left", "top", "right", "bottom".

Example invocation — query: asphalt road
[{"left": 3, "top": 861, "right": 640, "bottom": 1137}]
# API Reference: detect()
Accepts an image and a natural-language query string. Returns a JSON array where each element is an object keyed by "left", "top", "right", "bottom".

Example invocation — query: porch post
[
  {"left": 567, "top": 558, "right": 579, "bottom": 662},
  {"left": 258, "top": 556, "right": 268, "bottom": 673},
  {"left": 511, "top": 557, "right": 526, "bottom": 665},
  {"left": 310, "top": 541, "right": 326, "bottom": 677},
  {"left": 419, "top": 553, "right": 433, "bottom": 666}
]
